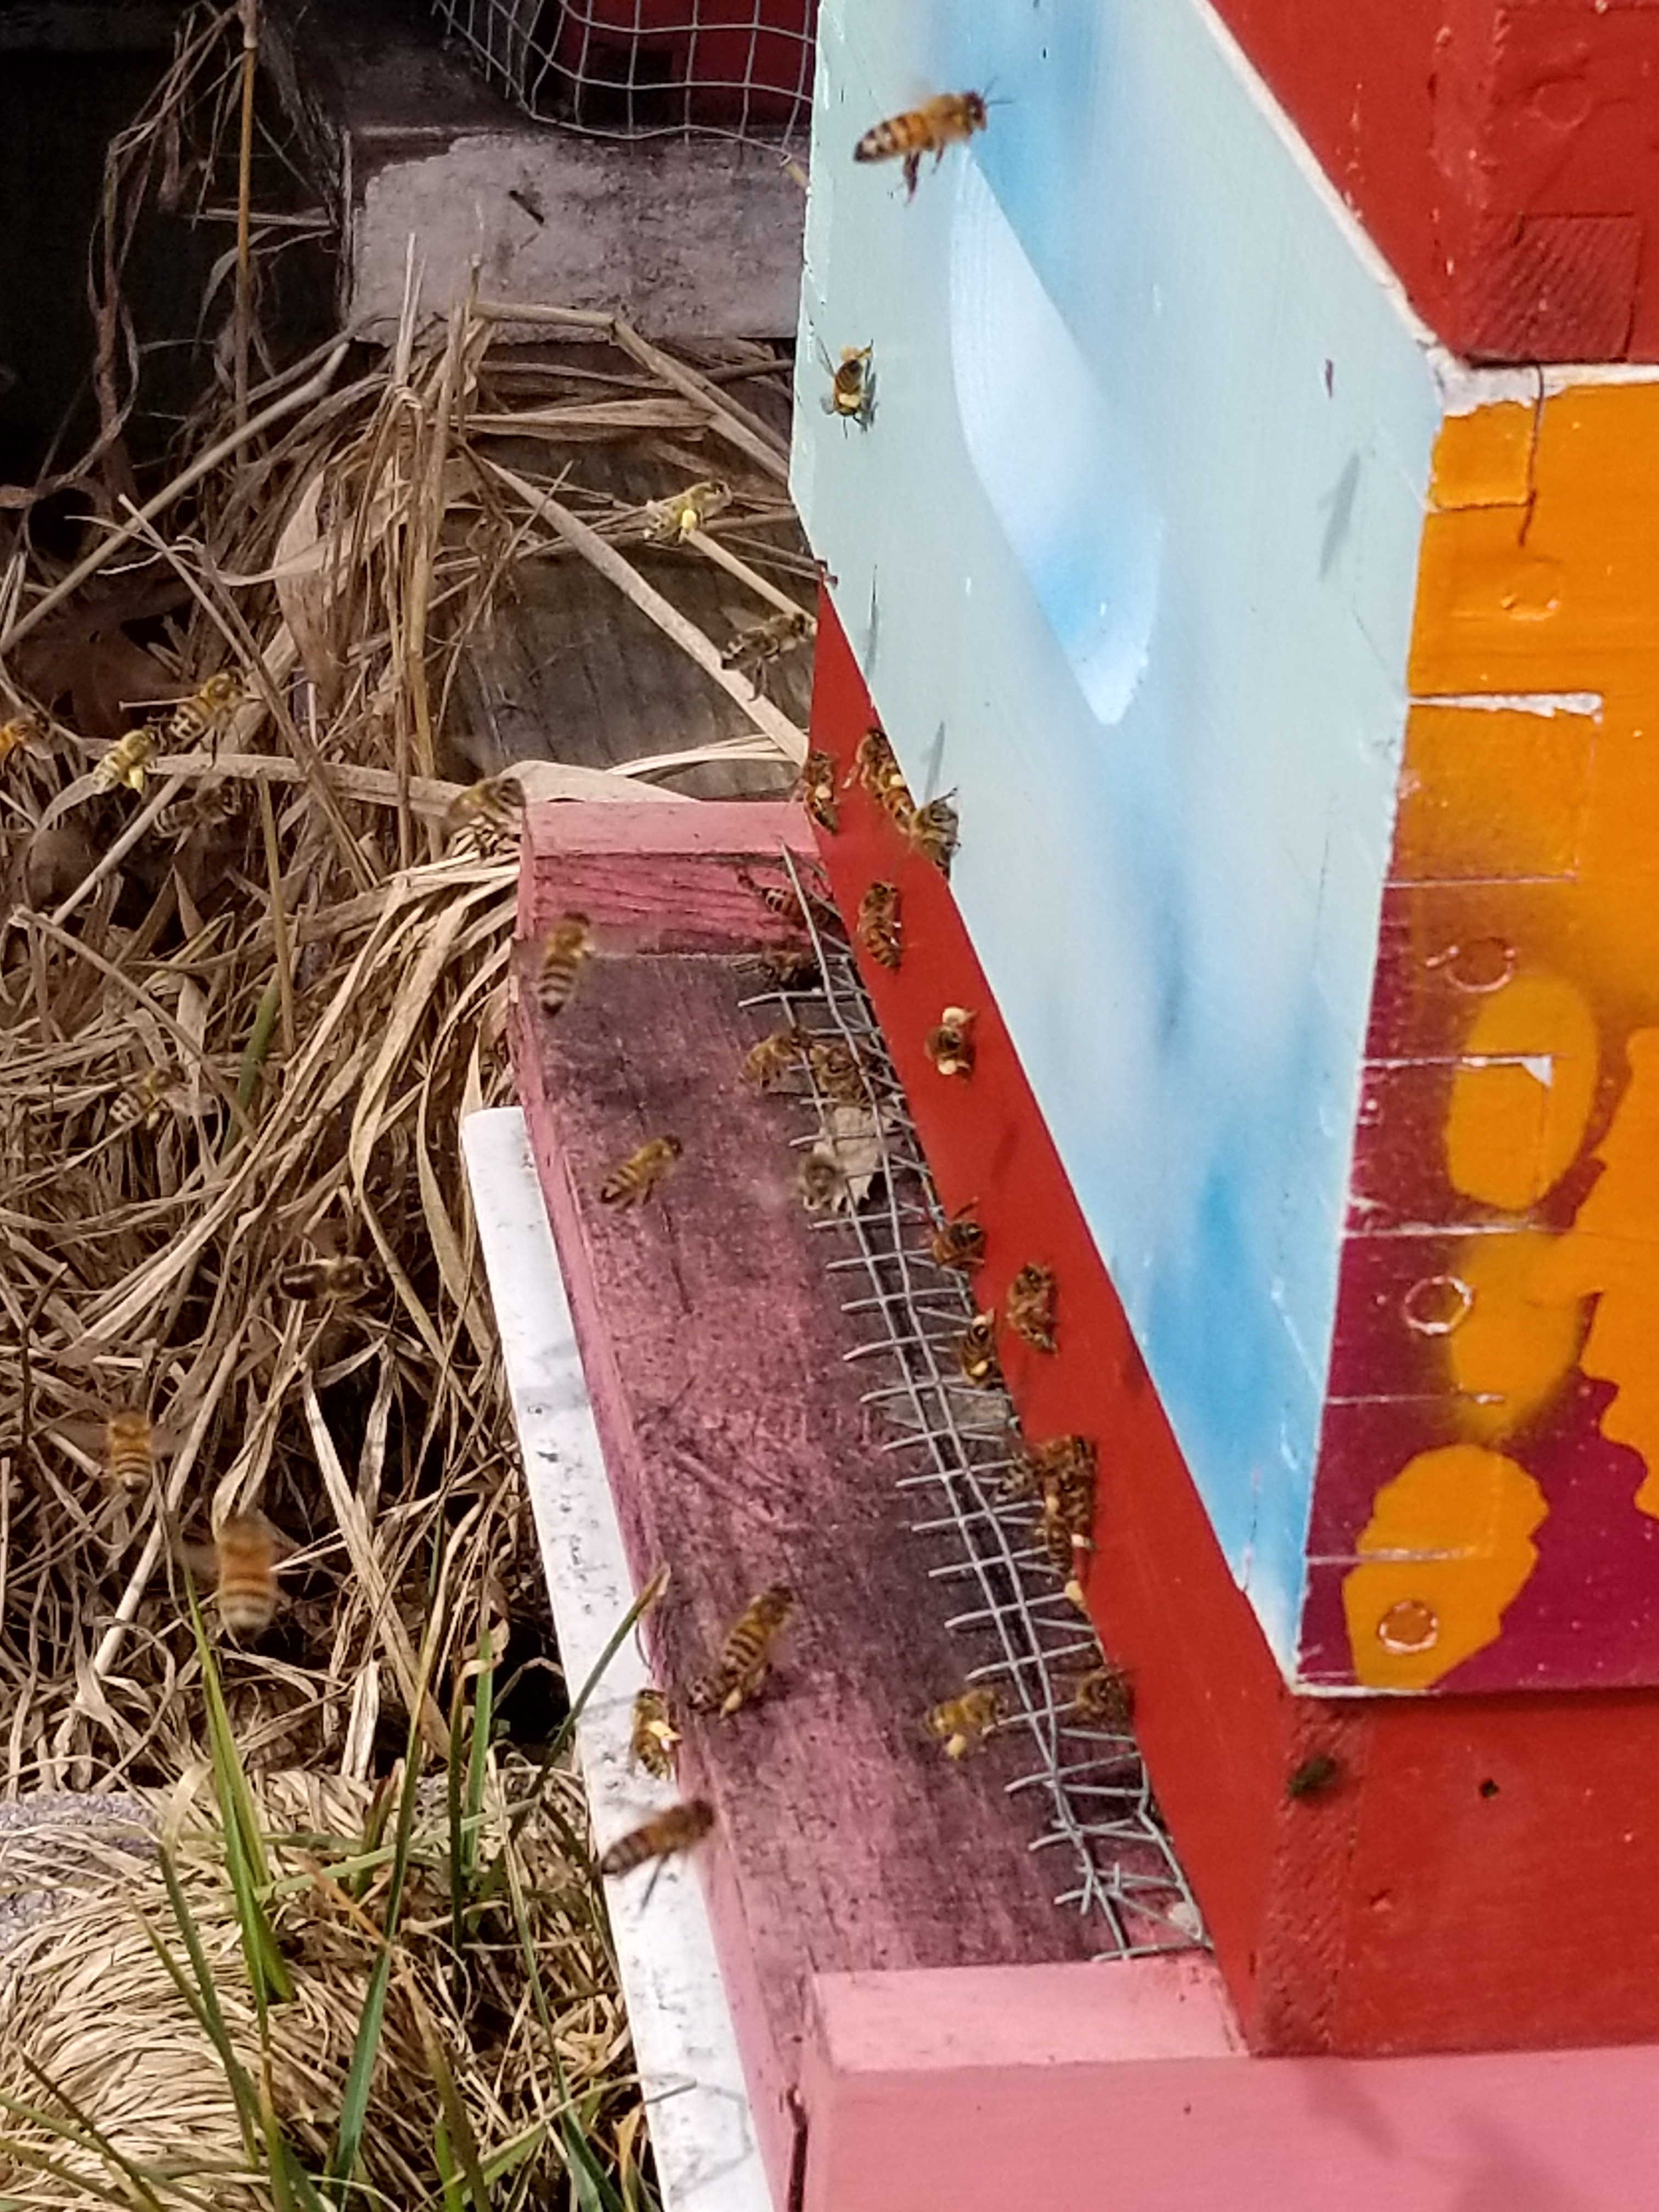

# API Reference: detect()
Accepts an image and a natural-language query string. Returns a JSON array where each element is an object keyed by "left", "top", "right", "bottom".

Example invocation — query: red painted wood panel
[
  {"left": 806, "top": 593, "right": 1659, "bottom": 2054},
  {"left": 1208, "top": 0, "right": 1659, "bottom": 362}
]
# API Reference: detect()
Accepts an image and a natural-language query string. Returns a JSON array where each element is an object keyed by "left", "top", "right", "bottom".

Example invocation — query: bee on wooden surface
[
  {"left": 442, "top": 772, "right": 523, "bottom": 858},
  {"left": 164, "top": 671, "right": 244, "bottom": 746},
  {"left": 1033, "top": 1435, "right": 1097, "bottom": 1571},
  {"left": 908, "top": 794, "right": 959, "bottom": 876},
  {"left": 957, "top": 1311, "right": 1000, "bottom": 1387},
  {"left": 929, "top": 1207, "right": 985, "bottom": 1273},
  {"left": 924, "top": 1007, "right": 975, "bottom": 1079},
  {"left": 854, "top": 91, "right": 990, "bottom": 199},
  {"left": 94, "top": 726, "right": 160, "bottom": 793},
  {"left": 822, "top": 343, "right": 874, "bottom": 430},
  {"left": 796, "top": 748, "right": 839, "bottom": 834},
  {"left": 179, "top": 1510, "right": 290, "bottom": 1641},
  {"left": 1286, "top": 1753, "right": 1341, "bottom": 1801},
  {"left": 104, "top": 1407, "right": 156, "bottom": 1492},
  {"left": 690, "top": 1585, "right": 794, "bottom": 1716},
  {"left": 798, "top": 1145, "right": 850, "bottom": 1215},
  {"left": 277, "top": 1255, "right": 379, "bottom": 1302},
  {"left": 856, "top": 882, "right": 902, "bottom": 970},
  {"left": 925, "top": 1685, "right": 1002, "bottom": 1760},
  {"left": 741, "top": 1026, "right": 806, "bottom": 1092},
  {"left": 806, "top": 1034, "right": 867, "bottom": 1104},
  {"left": 629, "top": 1686, "right": 680, "bottom": 1780},
  {"left": 1006, "top": 1263, "right": 1058, "bottom": 1353},
  {"left": 847, "top": 725, "right": 898, "bottom": 795},
  {"left": 648, "top": 479, "right": 730, "bottom": 544},
  {"left": 533, "top": 913, "right": 595, "bottom": 1018},
  {"left": 720, "top": 606, "right": 814, "bottom": 679},
  {"left": 1070, "top": 1663, "right": 1134, "bottom": 1730},
  {"left": 881, "top": 785, "right": 917, "bottom": 843},
  {"left": 599, "top": 1136, "right": 683, "bottom": 1209},
  {"left": 0, "top": 712, "right": 40, "bottom": 769},
  {"left": 752, "top": 944, "right": 821, "bottom": 991},
  {"left": 599, "top": 1797, "right": 715, "bottom": 1880}
]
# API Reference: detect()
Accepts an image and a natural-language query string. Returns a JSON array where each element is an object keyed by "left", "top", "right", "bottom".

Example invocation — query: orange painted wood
[{"left": 805, "top": 593, "right": 1659, "bottom": 2056}]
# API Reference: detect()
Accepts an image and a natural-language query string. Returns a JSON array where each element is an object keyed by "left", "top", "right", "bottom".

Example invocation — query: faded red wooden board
[
  {"left": 1209, "top": 0, "right": 1659, "bottom": 362},
  {"left": 805, "top": 594, "right": 1659, "bottom": 2056},
  {"left": 510, "top": 806, "right": 1099, "bottom": 2198}
]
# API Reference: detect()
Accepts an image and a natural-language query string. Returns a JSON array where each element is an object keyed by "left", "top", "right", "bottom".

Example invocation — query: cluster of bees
[{"left": 1, "top": 672, "right": 246, "bottom": 803}]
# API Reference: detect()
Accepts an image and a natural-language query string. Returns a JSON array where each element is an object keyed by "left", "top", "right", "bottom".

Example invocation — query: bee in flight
[
  {"left": 277, "top": 1255, "right": 379, "bottom": 1302},
  {"left": 907, "top": 794, "right": 959, "bottom": 876},
  {"left": 0, "top": 711, "right": 40, "bottom": 769},
  {"left": 856, "top": 882, "right": 902, "bottom": 971},
  {"left": 929, "top": 1206, "right": 985, "bottom": 1273},
  {"left": 630, "top": 1686, "right": 681, "bottom": 1780},
  {"left": 822, "top": 343, "right": 875, "bottom": 430},
  {"left": 926, "top": 1685, "right": 1003, "bottom": 1760},
  {"left": 690, "top": 1585, "right": 794, "bottom": 1717},
  {"left": 741, "top": 1026, "right": 806, "bottom": 1092},
  {"left": 165, "top": 671, "right": 244, "bottom": 746},
  {"left": 533, "top": 913, "right": 595, "bottom": 1018},
  {"left": 600, "top": 1136, "right": 683, "bottom": 1209},
  {"left": 1070, "top": 1663, "right": 1134, "bottom": 1729},
  {"left": 855, "top": 91, "right": 990, "bottom": 200},
  {"left": 796, "top": 748, "right": 839, "bottom": 834},
  {"left": 442, "top": 772, "right": 523, "bottom": 859},
  {"left": 924, "top": 1007, "right": 975, "bottom": 1079},
  {"left": 721, "top": 606, "right": 814, "bottom": 682},
  {"left": 94, "top": 726, "right": 160, "bottom": 793},
  {"left": 178, "top": 1509, "right": 292, "bottom": 1641},
  {"left": 104, "top": 1407, "right": 157, "bottom": 1492},
  {"left": 1005, "top": 1263, "right": 1058, "bottom": 1353},
  {"left": 648, "top": 479, "right": 730, "bottom": 544},
  {"left": 957, "top": 1311, "right": 1000, "bottom": 1387},
  {"left": 599, "top": 1798, "right": 715, "bottom": 1897}
]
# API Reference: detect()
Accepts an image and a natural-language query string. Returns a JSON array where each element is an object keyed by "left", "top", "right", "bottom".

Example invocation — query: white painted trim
[{"left": 461, "top": 1107, "right": 773, "bottom": 2212}]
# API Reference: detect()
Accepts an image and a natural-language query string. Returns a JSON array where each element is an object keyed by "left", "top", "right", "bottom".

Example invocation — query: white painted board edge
[{"left": 461, "top": 1107, "right": 773, "bottom": 2212}]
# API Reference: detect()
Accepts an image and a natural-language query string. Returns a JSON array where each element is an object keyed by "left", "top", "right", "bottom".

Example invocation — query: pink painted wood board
[
  {"left": 510, "top": 803, "right": 1106, "bottom": 2204},
  {"left": 803, "top": 1958, "right": 1659, "bottom": 2212}
]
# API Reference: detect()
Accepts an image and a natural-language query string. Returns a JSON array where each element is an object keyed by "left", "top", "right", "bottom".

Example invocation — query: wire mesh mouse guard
[{"left": 431, "top": 0, "right": 818, "bottom": 144}]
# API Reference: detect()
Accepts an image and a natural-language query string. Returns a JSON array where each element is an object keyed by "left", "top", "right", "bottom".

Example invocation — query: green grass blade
[
  {"left": 462, "top": 1626, "right": 493, "bottom": 1879},
  {"left": 144, "top": 1861, "right": 262, "bottom": 2161},
  {"left": 422, "top": 2032, "right": 492, "bottom": 2212}
]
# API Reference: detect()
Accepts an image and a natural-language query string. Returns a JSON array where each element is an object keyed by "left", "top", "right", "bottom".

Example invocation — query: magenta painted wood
[{"left": 802, "top": 1959, "right": 1659, "bottom": 2212}]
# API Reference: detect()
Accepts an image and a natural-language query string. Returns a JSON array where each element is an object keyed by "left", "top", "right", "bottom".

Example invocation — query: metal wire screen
[
  {"left": 431, "top": 0, "right": 818, "bottom": 145},
  {"left": 736, "top": 849, "right": 1207, "bottom": 1958}
]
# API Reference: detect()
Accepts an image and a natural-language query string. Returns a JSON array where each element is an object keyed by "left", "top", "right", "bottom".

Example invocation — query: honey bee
[
  {"left": 798, "top": 1145, "right": 850, "bottom": 1215},
  {"left": 752, "top": 945, "right": 821, "bottom": 990},
  {"left": 649, "top": 480, "right": 730, "bottom": 544},
  {"left": 1031, "top": 1435, "right": 1097, "bottom": 1571},
  {"left": 881, "top": 785, "right": 917, "bottom": 842},
  {"left": 1070, "top": 1663, "right": 1134, "bottom": 1729},
  {"left": 277, "top": 1255, "right": 379, "bottom": 1301},
  {"left": 1286, "top": 1752, "right": 1341, "bottom": 1801},
  {"left": 94, "top": 726, "right": 160, "bottom": 793},
  {"left": 179, "top": 1510, "right": 289, "bottom": 1640},
  {"left": 164, "top": 672, "right": 244, "bottom": 746},
  {"left": 442, "top": 772, "right": 523, "bottom": 857},
  {"left": 112, "top": 1066, "right": 176, "bottom": 1132},
  {"left": 720, "top": 606, "right": 814, "bottom": 678},
  {"left": 925, "top": 1685, "right": 1003, "bottom": 1760},
  {"left": 629, "top": 1686, "right": 680, "bottom": 1780},
  {"left": 806, "top": 1034, "right": 867, "bottom": 1104},
  {"left": 847, "top": 725, "right": 899, "bottom": 795},
  {"left": 796, "top": 748, "right": 839, "bottom": 834},
  {"left": 0, "top": 712, "right": 40, "bottom": 768},
  {"left": 924, "top": 1007, "right": 975, "bottom": 1079},
  {"left": 1005, "top": 1263, "right": 1058, "bottom": 1353},
  {"left": 929, "top": 1207, "right": 985, "bottom": 1273},
  {"left": 856, "top": 882, "right": 902, "bottom": 970},
  {"left": 599, "top": 1797, "right": 715, "bottom": 1878},
  {"left": 533, "top": 913, "right": 595, "bottom": 1017},
  {"left": 153, "top": 777, "right": 246, "bottom": 844},
  {"left": 854, "top": 91, "right": 990, "bottom": 199},
  {"left": 822, "top": 343, "right": 874, "bottom": 429},
  {"left": 690, "top": 1585, "right": 794, "bottom": 1716},
  {"left": 599, "top": 1136, "right": 683, "bottom": 1208},
  {"left": 104, "top": 1407, "right": 156, "bottom": 1492},
  {"left": 957, "top": 1311, "right": 1000, "bottom": 1386},
  {"left": 741, "top": 1027, "right": 806, "bottom": 1091},
  {"left": 908, "top": 794, "right": 959, "bottom": 876}
]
